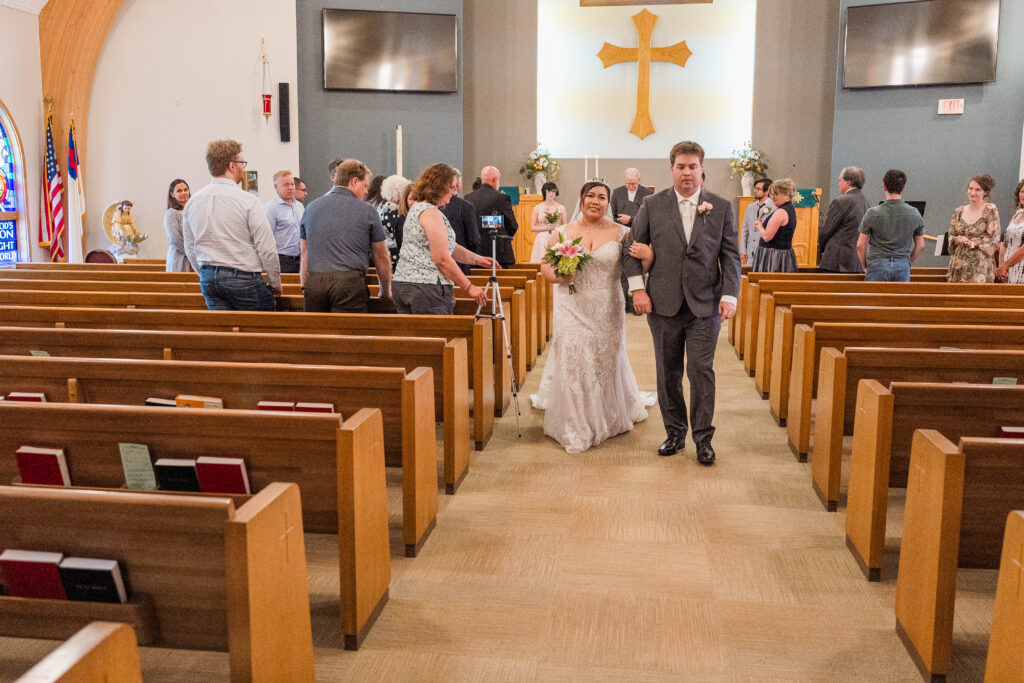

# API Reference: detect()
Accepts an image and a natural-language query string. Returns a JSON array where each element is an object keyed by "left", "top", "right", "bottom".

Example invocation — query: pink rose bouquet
[{"left": 544, "top": 232, "right": 592, "bottom": 294}]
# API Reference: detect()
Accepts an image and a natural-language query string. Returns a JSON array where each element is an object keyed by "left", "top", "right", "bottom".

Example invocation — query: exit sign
[{"left": 938, "top": 99, "right": 964, "bottom": 115}]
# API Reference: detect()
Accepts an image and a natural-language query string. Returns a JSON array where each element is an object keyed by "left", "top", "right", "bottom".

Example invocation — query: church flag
[
  {"left": 42, "top": 114, "right": 65, "bottom": 261},
  {"left": 66, "top": 117, "right": 85, "bottom": 263}
]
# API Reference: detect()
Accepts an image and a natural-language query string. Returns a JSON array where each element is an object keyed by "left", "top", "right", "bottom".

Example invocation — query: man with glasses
[{"left": 183, "top": 139, "right": 281, "bottom": 310}]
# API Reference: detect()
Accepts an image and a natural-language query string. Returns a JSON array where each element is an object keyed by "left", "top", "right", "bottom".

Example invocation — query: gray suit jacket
[
  {"left": 819, "top": 188, "right": 871, "bottom": 272},
  {"left": 611, "top": 184, "right": 653, "bottom": 226},
  {"left": 623, "top": 188, "right": 741, "bottom": 318}
]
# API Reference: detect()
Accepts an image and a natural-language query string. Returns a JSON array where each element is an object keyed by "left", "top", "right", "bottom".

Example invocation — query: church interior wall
[
  {"left": 85, "top": 0, "right": 300, "bottom": 260},
  {"left": 0, "top": 5, "right": 46, "bottom": 264},
  {"left": 832, "top": 0, "right": 1024, "bottom": 266}
]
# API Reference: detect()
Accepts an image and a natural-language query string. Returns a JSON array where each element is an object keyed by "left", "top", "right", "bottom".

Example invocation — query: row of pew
[
  {"left": 731, "top": 267, "right": 1024, "bottom": 681},
  {"left": 0, "top": 259, "right": 551, "bottom": 680}
]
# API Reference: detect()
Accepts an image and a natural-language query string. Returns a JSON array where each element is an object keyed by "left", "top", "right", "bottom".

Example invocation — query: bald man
[{"left": 465, "top": 165, "right": 518, "bottom": 267}]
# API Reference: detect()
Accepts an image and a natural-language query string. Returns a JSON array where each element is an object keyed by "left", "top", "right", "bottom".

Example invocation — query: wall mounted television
[
  {"left": 843, "top": 0, "right": 1000, "bottom": 88},
  {"left": 323, "top": 9, "right": 458, "bottom": 93}
]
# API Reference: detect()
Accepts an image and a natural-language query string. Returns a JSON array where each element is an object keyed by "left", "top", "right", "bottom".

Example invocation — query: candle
[
  {"left": 595, "top": 154, "right": 599, "bottom": 180},
  {"left": 584, "top": 154, "right": 588, "bottom": 181},
  {"left": 396, "top": 125, "right": 403, "bottom": 177}
]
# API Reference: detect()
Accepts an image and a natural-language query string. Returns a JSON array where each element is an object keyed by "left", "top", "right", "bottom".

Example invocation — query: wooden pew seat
[{"left": 14, "top": 622, "right": 142, "bottom": 683}]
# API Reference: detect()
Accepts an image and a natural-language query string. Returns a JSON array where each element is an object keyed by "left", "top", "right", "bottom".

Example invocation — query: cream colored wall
[
  {"left": 86, "top": 0, "right": 300, "bottom": 260},
  {"left": 0, "top": 5, "right": 46, "bottom": 264}
]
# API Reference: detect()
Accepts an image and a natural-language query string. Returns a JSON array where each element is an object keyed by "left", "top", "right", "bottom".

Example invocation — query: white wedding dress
[{"left": 531, "top": 226, "right": 656, "bottom": 453}]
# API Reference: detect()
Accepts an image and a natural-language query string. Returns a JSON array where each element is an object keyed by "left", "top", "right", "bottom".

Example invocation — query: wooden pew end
[
  {"left": 812, "top": 479, "right": 838, "bottom": 512},
  {"left": 406, "top": 517, "right": 437, "bottom": 558},
  {"left": 446, "top": 467, "right": 469, "bottom": 496},
  {"left": 845, "top": 536, "right": 881, "bottom": 582},
  {"left": 769, "top": 407, "right": 786, "bottom": 428},
  {"left": 895, "top": 619, "right": 945, "bottom": 683},
  {"left": 344, "top": 587, "right": 389, "bottom": 652},
  {"left": 788, "top": 440, "right": 807, "bottom": 463}
]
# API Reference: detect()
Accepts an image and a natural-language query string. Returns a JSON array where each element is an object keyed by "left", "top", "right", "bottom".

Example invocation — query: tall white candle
[
  {"left": 396, "top": 125, "right": 403, "bottom": 177},
  {"left": 595, "top": 154, "right": 599, "bottom": 180},
  {"left": 584, "top": 154, "right": 588, "bottom": 181}
]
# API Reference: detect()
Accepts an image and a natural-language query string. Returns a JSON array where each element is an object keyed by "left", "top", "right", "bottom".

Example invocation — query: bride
[{"left": 531, "top": 181, "right": 656, "bottom": 453}]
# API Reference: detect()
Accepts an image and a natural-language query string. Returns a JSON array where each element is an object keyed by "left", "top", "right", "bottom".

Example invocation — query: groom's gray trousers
[{"left": 647, "top": 300, "right": 720, "bottom": 444}]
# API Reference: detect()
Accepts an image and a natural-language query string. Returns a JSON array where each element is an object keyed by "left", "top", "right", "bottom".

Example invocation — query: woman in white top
[
  {"left": 997, "top": 179, "right": 1024, "bottom": 284},
  {"left": 529, "top": 182, "right": 568, "bottom": 262},
  {"left": 163, "top": 179, "right": 193, "bottom": 272}
]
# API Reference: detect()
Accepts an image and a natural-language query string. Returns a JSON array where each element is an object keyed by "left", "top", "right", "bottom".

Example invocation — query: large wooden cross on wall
[{"left": 597, "top": 9, "right": 692, "bottom": 140}]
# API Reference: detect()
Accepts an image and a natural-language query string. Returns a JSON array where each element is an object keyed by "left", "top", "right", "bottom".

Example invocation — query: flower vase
[
  {"left": 741, "top": 172, "right": 754, "bottom": 196},
  {"left": 533, "top": 172, "right": 547, "bottom": 195}
]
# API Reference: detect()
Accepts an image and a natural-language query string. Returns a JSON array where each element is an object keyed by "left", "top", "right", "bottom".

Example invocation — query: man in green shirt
[{"left": 857, "top": 169, "right": 926, "bottom": 281}]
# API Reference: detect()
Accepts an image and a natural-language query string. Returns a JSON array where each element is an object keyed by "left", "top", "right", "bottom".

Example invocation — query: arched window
[{"left": 0, "top": 100, "right": 29, "bottom": 267}]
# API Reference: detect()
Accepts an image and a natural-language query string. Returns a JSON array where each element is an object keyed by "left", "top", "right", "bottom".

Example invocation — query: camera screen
[{"left": 480, "top": 215, "right": 504, "bottom": 230}]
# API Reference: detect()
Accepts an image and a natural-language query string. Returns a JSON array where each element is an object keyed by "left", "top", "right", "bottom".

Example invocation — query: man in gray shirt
[
  {"left": 739, "top": 177, "right": 773, "bottom": 266},
  {"left": 265, "top": 170, "right": 304, "bottom": 273},
  {"left": 183, "top": 139, "right": 281, "bottom": 311},
  {"left": 300, "top": 159, "right": 392, "bottom": 313},
  {"left": 857, "top": 169, "right": 926, "bottom": 282}
]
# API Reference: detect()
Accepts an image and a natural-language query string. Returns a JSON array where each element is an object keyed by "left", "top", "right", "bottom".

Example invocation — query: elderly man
[
  {"left": 265, "top": 170, "right": 304, "bottom": 273},
  {"left": 441, "top": 168, "right": 480, "bottom": 275},
  {"left": 465, "top": 165, "right": 518, "bottom": 267},
  {"left": 819, "top": 166, "right": 871, "bottom": 272},
  {"left": 300, "top": 159, "right": 391, "bottom": 313},
  {"left": 183, "top": 139, "right": 281, "bottom": 311},
  {"left": 611, "top": 167, "right": 653, "bottom": 227},
  {"left": 739, "top": 178, "right": 774, "bottom": 266}
]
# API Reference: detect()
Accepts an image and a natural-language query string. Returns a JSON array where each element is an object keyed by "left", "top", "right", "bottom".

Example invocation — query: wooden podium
[
  {"left": 512, "top": 194, "right": 543, "bottom": 263},
  {"left": 738, "top": 189, "right": 820, "bottom": 267}
]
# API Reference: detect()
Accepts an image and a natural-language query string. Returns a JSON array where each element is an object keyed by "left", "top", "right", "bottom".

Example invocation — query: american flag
[{"left": 42, "top": 114, "right": 65, "bottom": 261}]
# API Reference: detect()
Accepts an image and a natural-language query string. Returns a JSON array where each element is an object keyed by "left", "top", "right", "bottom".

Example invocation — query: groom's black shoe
[
  {"left": 696, "top": 438, "right": 716, "bottom": 466},
  {"left": 658, "top": 433, "right": 685, "bottom": 457}
]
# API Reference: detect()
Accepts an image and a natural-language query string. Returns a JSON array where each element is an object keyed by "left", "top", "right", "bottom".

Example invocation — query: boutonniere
[{"left": 696, "top": 201, "right": 713, "bottom": 217}]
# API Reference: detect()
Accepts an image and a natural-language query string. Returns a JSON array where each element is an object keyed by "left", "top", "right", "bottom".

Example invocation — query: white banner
[{"left": 537, "top": 0, "right": 756, "bottom": 159}]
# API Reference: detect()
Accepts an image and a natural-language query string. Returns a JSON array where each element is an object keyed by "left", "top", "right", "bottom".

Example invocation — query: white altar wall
[{"left": 537, "top": 0, "right": 756, "bottom": 160}]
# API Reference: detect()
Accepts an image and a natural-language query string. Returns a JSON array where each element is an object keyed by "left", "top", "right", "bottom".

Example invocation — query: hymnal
[
  {"left": 153, "top": 458, "right": 201, "bottom": 492},
  {"left": 175, "top": 394, "right": 224, "bottom": 409},
  {"left": 15, "top": 445, "right": 71, "bottom": 486},
  {"left": 257, "top": 401, "right": 295, "bottom": 411},
  {"left": 0, "top": 549, "right": 67, "bottom": 600},
  {"left": 6, "top": 392, "right": 46, "bottom": 402},
  {"left": 1000, "top": 426, "right": 1024, "bottom": 438},
  {"left": 119, "top": 443, "right": 157, "bottom": 490},
  {"left": 145, "top": 397, "right": 177, "bottom": 407},
  {"left": 196, "top": 456, "right": 251, "bottom": 494},
  {"left": 58, "top": 557, "right": 128, "bottom": 604},
  {"left": 294, "top": 402, "right": 335, "bottom": 413}
]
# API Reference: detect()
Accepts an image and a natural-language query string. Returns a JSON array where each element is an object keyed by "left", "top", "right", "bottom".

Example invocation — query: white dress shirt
[
  {"left": 627, "top": 188, "right": 637, "bottom": 203},
  {"left": 182, "top": 178, "right": 282, "bottom": 289}
]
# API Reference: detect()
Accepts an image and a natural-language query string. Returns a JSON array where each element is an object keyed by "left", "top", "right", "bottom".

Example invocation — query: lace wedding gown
[{"left": 531, "top": 226, "right": 656, "bottom": 453}]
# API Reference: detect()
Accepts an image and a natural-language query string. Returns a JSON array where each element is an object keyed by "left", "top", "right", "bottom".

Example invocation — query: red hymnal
[
  {"left": 294, "top": 402, "right": 335, "bottom": 414},
  {"left": 1000, "top": 426, "right": 1024, "bottom": 438},
  {"left": 0, "top": 549, "right": 67, "bottom": 600},
  {"left": 195, "top": 456, "right": 251, "bottom": 494},
  {"left": 15, "top": 446, "right": 71, "bottom": 486},
  {"left": 6, "top": 392, "right": 46, "bottom": 403},
  {"left": 257, "top": 401, "right": 295, "bottom": 412}
]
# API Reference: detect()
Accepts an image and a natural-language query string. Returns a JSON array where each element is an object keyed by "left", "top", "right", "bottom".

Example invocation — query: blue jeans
[
  {"left": 199, "top": 265, "right": 276, "bottom": 311},
  {"left": 864, "top": 257, "right": 910, "bottom": 282}
]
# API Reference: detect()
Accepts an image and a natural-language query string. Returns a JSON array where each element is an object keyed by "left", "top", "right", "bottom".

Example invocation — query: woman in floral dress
[{"left": 947, "top": 174, "right": 1001, "bottom": 283}]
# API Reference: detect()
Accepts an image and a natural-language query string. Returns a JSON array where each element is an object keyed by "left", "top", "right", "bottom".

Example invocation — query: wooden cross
[{"left": 597, "top": 9, "right": 693, "bottom": 140}]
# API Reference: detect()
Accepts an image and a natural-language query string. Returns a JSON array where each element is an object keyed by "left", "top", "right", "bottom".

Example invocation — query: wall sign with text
[{"left": 0, "top": 219, "right": 17, "bottom": 266}]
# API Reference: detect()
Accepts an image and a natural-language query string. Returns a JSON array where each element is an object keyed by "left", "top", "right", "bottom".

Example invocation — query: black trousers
[{"left": 302, "top": 271, "right": 369, "bottom": 313}]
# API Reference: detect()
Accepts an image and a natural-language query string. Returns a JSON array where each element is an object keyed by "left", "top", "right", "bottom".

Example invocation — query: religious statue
[{"left": 103, "top": 200, "right": 148, "bottom": 257}]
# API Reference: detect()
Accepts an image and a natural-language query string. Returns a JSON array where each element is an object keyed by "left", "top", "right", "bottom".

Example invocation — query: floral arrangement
[
  {"left": 543, "top": 209, "right": 562, "bottom": 227},
  {"left": 520, "top": 145, "right": 560, "bottom": 182},
  {"left": 543, "top": 232, "right": 592, "bottom": 294},
  {"left": 728, "top": 142, "right": 768, "bottom": 178}
]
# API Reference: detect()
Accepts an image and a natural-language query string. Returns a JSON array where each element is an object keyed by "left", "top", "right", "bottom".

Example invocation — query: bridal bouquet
[
  {"left": 543, "top": 209, "right": 562, "bottom": 227},
  {"left": 543, "top": 232, "right": 592, "bottom": 294}
]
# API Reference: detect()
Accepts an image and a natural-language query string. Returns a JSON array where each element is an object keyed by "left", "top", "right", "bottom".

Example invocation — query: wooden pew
[
  {"left": 15, "top": 622, "right": 142, "bottom": 683},
  {"left": 0, "top": 482, "right": 316, "bottom": 680},
  {"left": 741, "top": 281, "right": 1024, "bottom": 376},
  {"left": 16, "top": 262, "right": 166, "bottom": 271},
  {"left": 474, "top": 264, "right": 551, "bottom": 344},
  {"left": 0, "top": 402, "right": 389, "bottom": 650},
  {"left": 985, "top": 510, "right": 1024, "bottom": 681},
  {"left": 0, "top": 355, "right": 437, "bottom": 556},
  {"left": 0, "top": 305, "right": 495, "bottom": 450},
  {"left": 893, "top": 431, "right": 1024, "bottom": 682},
  {"left": 756, "top": 293, "right": 1024, "bottom": 400},
  {"left": 844, "top": 381, "right": 1024, "bottom": 581},
  {"left": 812, "top": 347, "right": 1024, "bottom": 510},
  {"left": 786, "top": 317, "right": 1024, "bottom": 445},
  {"left": 0, "top": 325, "right": 471, "bottom": 491}
]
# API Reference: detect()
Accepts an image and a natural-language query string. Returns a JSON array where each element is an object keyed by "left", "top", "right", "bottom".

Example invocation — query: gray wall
[
  {"left": 296, "top": 0, "right": 463, "bottom": 197},
  {"left": 832, "top": 0, "right": 1024, "bottom": 265}
]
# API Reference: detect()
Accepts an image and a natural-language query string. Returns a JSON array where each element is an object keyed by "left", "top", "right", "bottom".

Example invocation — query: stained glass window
[{"left": 0, "top": 118, "right": 16, "bottom": 213}]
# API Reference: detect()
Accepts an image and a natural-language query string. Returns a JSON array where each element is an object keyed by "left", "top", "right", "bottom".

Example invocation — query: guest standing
[
  {"left": 856, "top": 169, "right": 925, "bottom": 282},
  {"left": 393, "top": 164, "right": 496, "bottom": 314},
  {"left": 750, "top": 178, "right": 798, "bottom": 273},
  {"left": 379, "top": 174, "right": 410, "bottom": 269},
  {"left": 293, "top": 177, "right": 307, "bottom": 205},
  {"left": 164, "top": 178, "right": 193, "bottom": 272},
  {"left": 528, "top": 182, "right": 568, "bottom": 263},
  {"left": 818, "top": 166, "right": 870, "bottom": 272},
  {"left": 264, "top": 170, "right": 304, "bottom": 273},
  {"left": 465, "top": 166, "right": 518, "bottom": 267},
  {"left": 947, "top": 174, "right": 1001, "bottom": 283},
  {"left": 610, "top": 167, "right": 652, "bottom": 227},
  {"left": 739, "top": 177, "right": 773, "bottom": 266},
  {"left": 997, "top": 179, "right": 1024, "bottom": 284},
  {"left": 440, "top": 168, "right": 481, "bottom": 275}
]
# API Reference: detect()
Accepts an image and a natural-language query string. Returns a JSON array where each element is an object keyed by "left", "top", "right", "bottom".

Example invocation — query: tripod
[{"left": 475, "top": 230, "right": 521, "bottom": 434}]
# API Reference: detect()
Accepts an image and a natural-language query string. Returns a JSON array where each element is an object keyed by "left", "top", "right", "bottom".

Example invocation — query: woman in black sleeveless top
[{"left": 751, "top": 178, "right": 798, "bottom": 273}]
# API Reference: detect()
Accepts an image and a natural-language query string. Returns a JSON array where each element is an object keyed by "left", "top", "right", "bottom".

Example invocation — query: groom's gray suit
[{"left": 623, "top": 187, "right": 741, "bottom": 444}]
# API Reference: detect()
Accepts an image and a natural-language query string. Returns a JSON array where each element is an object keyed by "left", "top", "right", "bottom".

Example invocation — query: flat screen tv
[
  {"left": 323, "top": 9, "right": 458, "bottom": 93},
  {"left": 843, "top": 0, "right": 1000, "bottom": 88}
]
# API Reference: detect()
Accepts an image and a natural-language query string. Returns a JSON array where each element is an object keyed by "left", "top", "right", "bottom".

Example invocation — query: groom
[{"left": 623, "top": 141, "right": 741, "bottom": 465}]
